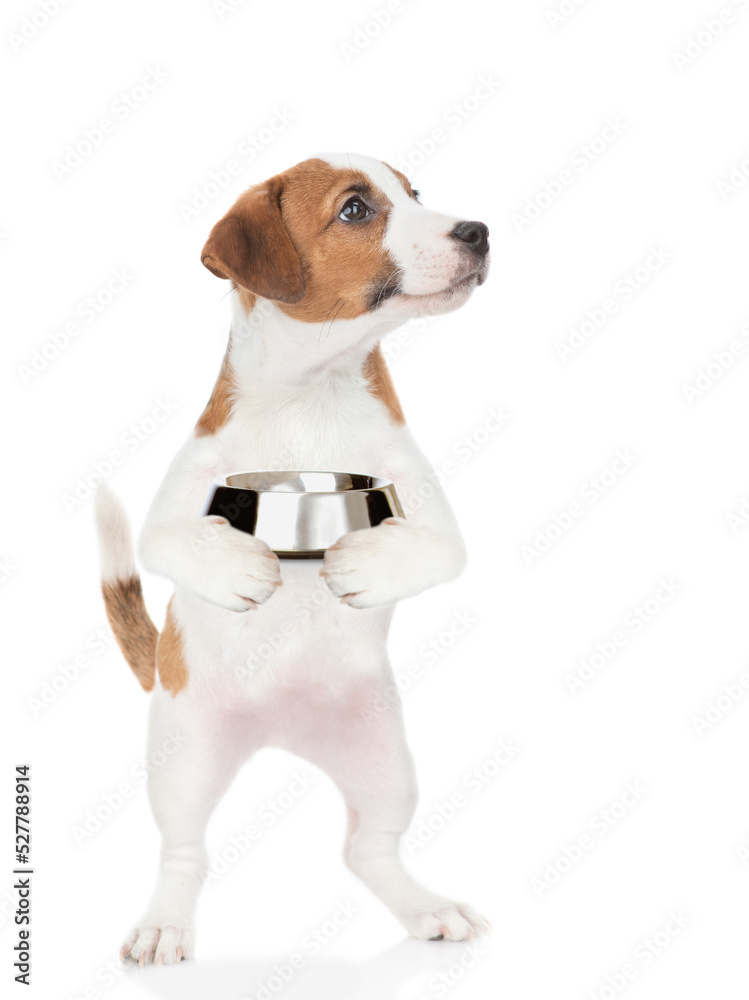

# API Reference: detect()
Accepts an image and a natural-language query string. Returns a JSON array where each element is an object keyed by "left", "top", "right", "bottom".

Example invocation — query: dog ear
[{"left": 200, "top": 178, "right": 306, "bottom": 303}]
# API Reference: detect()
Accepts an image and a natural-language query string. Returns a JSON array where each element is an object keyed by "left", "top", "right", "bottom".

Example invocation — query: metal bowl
[{"left": 201, "top": 470, "right": 404, "bottom": 558}]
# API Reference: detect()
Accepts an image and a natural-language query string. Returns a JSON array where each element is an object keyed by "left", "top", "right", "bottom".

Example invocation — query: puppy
[{"left": 95, "top": 153, "right": 490, "bottom": 965}]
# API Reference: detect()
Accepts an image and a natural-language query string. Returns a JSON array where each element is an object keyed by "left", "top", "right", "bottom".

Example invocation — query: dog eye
[
  {"left": 339, "top": 197, "right": 372, "bottom": 222},
  {"left": 411, "top": 189, "right": 420, "bottom": 200}
]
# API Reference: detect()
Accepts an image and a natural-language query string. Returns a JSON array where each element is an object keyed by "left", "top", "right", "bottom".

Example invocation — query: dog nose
[{"left": 451, "top": 220, "right": 489, "bottom": 256}]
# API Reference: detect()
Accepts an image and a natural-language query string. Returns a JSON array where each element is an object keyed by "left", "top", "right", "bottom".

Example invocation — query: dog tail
[{"left": 94, "top": 483, "right": 158, "bottom": 692}]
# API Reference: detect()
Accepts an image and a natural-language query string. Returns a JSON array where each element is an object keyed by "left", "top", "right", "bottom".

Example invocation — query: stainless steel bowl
[{"left": 201, "top": 471, "right": 404, "bottom": 558}]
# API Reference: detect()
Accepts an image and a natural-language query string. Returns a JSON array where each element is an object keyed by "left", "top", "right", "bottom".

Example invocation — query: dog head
[{"left": 201, "top": 153, "right": 489, "bottom": 325}]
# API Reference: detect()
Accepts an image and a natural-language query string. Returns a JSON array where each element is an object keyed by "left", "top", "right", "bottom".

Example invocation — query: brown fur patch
[
  {"left": 277, "top": 160, "right": 398, "bottom": 322},
  {"left": 363, "top": 345, "right": 405, "bottom": 424},
  {"left": 202, "top": 159, "right": 400, "bottom": 323},
  {"left": 195, "top": 344, "right": 236, "bottom": 437},
  {"left": 383, "top": 162, "right": 420, "bottom": 201},
  {"left": 101, "top": 577, "right": 157, "bottom": 692},
  {"left": 157, "top": 599, "right": 189, "bottom": 696},
  {"left": 202, "top": 181, "right": 306, "bottom": 303}
]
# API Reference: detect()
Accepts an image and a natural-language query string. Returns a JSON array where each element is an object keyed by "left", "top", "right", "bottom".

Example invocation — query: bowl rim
[{"left": 209, "top": 470, "right": 396, "bottom": 495}]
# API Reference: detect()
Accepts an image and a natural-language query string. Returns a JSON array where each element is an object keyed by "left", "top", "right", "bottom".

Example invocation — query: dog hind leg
[
  {"left": 121, "top": 690, "right": 253, "bottom": 965},
  {"left": 285, "top": 681, "right": 491, "bottom": 942}
]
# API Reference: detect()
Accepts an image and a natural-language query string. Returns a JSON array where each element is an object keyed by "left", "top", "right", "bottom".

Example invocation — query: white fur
[
  {"left": 94, "top": 483, "right": 136, "bottom": 584},
  {"left": 116, "top": 157, "right": 490, "bottom": 964}
]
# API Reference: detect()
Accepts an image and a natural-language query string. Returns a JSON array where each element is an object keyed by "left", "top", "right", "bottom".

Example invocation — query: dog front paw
[
  {"left": 183, "top": 517, "right": 282, "bottom": 612},
  {"left": 320, "top": 518, "right": 462, "bottom": 608}
]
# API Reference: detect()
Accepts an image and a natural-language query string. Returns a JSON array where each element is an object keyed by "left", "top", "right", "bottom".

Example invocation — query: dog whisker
[
  {"left": 373, "top": 266, "right": 403, "bottom": 311},
  {"left": 320, "top": 297, "right": 346, "bottom": 344}
]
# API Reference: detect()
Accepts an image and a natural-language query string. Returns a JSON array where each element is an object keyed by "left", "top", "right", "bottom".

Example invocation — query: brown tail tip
[{"left": 101, "top": 576, "right": 158, "bottom": 692}]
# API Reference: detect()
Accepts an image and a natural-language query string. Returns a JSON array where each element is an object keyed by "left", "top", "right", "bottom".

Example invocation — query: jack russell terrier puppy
[{"left": 95, "top": 152, "right": 490, "bottom": 965}]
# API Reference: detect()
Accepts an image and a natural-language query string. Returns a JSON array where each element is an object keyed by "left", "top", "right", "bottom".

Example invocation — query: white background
[{"left": 4, "top": 0, "right": 749, "bottom": 997}]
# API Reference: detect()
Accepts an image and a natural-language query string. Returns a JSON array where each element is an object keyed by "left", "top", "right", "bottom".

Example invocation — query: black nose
[{"left": 451, "top": 220, "right": 489, "bottom": 256}]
